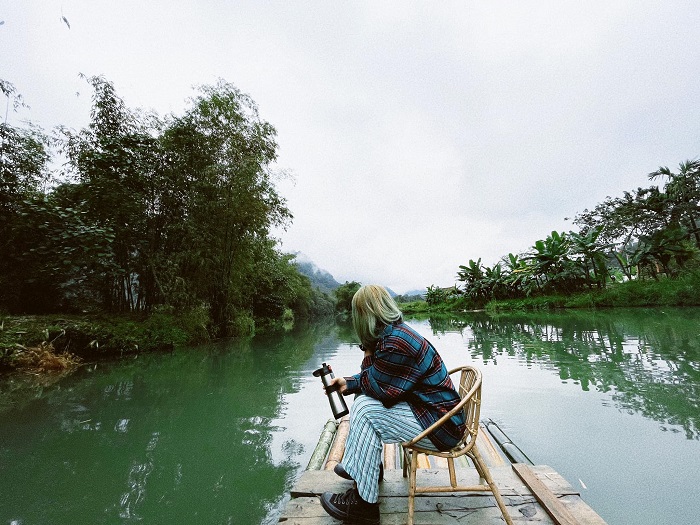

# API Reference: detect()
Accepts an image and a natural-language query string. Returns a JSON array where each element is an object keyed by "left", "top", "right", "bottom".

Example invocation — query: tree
[
  {"left": 1, "top": 77, "right": 317, "bottom": 329},
  {"left": 573, "top": 188, "right": 667, "bottom": 280},
  {"left": 58, "top": 77, "right": 296, "bottom": 333},
  {"left": 60, "top": 75, "right": 162, "bottom": 311},
  {"left": 649, "top": 159, "right": 700, "bottom": 246},
  {"left": 158, "top": 80, "right": 291, "bottom": 335},
  {"left": 574, "top": 187, "right": 670, "bottom": 246},
  {"left": 334, "top": 281, "right": 361, "bottom": 315},
  {"left": 1, "top": 80, "right": 50, "bottom": 226},
  {"left": 0, "top": 80, "right": 55, "bottom": 311},
  {"left": 250, "top": 246, "right": 314, "bottom": 324}
]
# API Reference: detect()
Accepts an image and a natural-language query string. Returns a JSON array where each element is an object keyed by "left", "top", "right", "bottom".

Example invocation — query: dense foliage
[
  {"left": 427, "top": 160, "right": 700, "bottom": 309},
  {"left": 333, "top": 281, "right": 361, "bottom": 317},
  {"left": 1, "top": 78, "right": 333, "bottom": 337}
]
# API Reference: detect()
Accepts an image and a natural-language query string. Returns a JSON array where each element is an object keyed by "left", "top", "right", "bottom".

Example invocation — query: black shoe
[
  {"left": 320, "top": 487, "right": 380, "bottom": 525},
  {"left": 334, "top": 462, "right": 384, "bottom": 482}
]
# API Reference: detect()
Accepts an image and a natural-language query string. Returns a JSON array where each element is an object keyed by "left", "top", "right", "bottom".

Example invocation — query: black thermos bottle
[{"left": 313, "top": 362, "right": 349, "bottom": 419}]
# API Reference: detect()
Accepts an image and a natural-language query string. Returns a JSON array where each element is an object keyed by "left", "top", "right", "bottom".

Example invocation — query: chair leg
[
  {"left": 407, "top": 450, "right": 418, "bottom": 525},
  {"left": 447, "top": 457, "right": 457, "bottom": 488},
  {"left": 471, "top": 445, "right": 514, "bottom": 525}
]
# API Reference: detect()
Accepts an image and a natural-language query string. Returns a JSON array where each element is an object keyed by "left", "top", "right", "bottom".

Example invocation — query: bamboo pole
[
  {"left": 433, "top": 456, "right": 449, "bottom": 468},
  {"left": 306, "top": 420, "right": 338, "bottom": 470},
  {"left": 456, "top": 453, "right": 470, "bottom": 467},
  {"left": 483, "top": 418, "right": 533, "bottom": 465},
  {"left": 476, "top": 428, "right": 507, "bottom": 467},
  {"left": 417, "top": 453, "right": 431, "bottom": 469},
  {"left": 324, "top": 415, "right": 350, "bottom": 470},
  {"left": 383, "top": 443, "right": 396, "bottom": 470}
]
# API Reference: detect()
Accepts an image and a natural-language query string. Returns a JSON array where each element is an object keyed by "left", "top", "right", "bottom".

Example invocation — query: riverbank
[
  {"left": 0, "top": 308, "right": 210, "bottom": 373},
  {"left": 401, "top": 271, "right": 700, "bottom": 314}
]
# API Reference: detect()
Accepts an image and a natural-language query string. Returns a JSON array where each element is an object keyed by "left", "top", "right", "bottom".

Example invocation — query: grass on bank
[
  {"left": 12, "top": 342, "right": 83, "bottom": 373},
  {"left": 0, "top": 307, "right": 211, "bottom": 372},
  {"left": 400, "top": 271, "right": 700, "bottom": 315}
]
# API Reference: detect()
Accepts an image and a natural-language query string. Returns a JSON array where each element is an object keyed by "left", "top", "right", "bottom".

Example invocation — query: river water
[{"left": 1, "top": 307, "right": 698, "bottom": 524}]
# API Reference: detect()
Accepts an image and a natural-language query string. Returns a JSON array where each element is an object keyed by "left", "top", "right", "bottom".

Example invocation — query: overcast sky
[{"left": 3, "top": 1, "right": 700, "bottom": 294}]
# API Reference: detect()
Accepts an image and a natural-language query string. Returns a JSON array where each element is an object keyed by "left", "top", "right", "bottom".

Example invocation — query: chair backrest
[
  {"left": 402, "top": 365, "right": 483, "bottom": 454},
  {"left": 452, "top": 366, "right": 482, "bottom": 453}
]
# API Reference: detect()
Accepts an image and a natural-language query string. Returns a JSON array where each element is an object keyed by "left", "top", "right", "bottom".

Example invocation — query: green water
[{"left": 1, "top": 308, "right": 698, "bottom": 524}]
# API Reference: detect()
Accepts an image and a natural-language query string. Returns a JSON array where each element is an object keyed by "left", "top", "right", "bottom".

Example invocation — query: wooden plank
[
  {"left": 289, "top": 467, "right": 575, "bottom": 499},
  {"left": 290, "top": 471, "right": 353, "bottom": 497},
  {"left": 282, "top": 466, "right": 606, "bottom": 525},
  {"left": 528, "top": 465, "right": 577, "bottom": 494},
  {"left": 456, "top": 453, "right": 471, "bottom": 468},
  {"left": 513, "top": 463, "right": 581, "bottom": 525},
  {"left": 280, "top": 495, "right": 549, "bottom": 524},
  {"left": 557, "top": 496, "right": 609, "bottom": 525}
]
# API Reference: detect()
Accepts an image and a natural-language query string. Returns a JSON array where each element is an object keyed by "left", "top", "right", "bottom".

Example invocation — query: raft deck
[{"left": 279, "top": 418, "right": 608, "bottom": 525}]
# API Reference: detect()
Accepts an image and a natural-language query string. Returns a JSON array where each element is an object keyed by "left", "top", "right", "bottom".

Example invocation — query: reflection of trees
[
  {"left": 0, "top": 324, "right": 330, "bottom": 524},
  {"left": 425, "top": 308, "right": 700, "bottom": 440}
]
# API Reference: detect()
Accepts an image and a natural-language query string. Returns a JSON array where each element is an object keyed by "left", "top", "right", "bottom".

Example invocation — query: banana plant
[
  {"left": 483, "top": 262, "right": 504, "bottom": 299},
  {"left": 612, "top": 248, "right": 635, "bottom": 280},
  {"left": 634, "top": 224, "right": 697, "bottom": 277},
  {"left": 502, "top": 253, "right": 537, "bottom": 296},
  {"left": 526, "top": 231, "right": 592, "bottom": 293},
  {"left": 457, "top": 259, "right": 489, "bottom": 302},
  {"left": 569, "top": 226, "right": 614, "bottom": 289},
  {"left": 527, "top": 231, "right": 569, "bottom": 279}
]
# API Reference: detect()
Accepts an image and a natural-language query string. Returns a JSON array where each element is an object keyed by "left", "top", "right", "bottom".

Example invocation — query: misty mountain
[
  {"left": 402, "top": 289, "right": 427, "bottom": 298},
  {"left": 292, "top": 252, "right": 341, "bottom": 294},
  {"left": 291, "top": 253, "right": 426, "bottom": 298}
]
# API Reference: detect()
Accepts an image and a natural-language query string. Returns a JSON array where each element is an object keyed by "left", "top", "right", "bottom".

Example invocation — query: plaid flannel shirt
[{"left": 344, "top": 322, "right": 466, "bottom": 450}]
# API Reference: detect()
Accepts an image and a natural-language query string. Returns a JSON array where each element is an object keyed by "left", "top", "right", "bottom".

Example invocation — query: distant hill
[
  {"left": 290, "top": 253, "right": 427, "bottom": 298},
  {"left": 292, "top": 252, "right": 341, "bottom": 294}
]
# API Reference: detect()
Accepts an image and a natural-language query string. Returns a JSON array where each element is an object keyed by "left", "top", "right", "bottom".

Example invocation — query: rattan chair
[{"left": 402, "top": 366, "right": 514, "bottom": 525}]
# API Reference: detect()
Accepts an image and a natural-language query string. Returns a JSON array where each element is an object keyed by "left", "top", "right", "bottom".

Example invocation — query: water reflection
[
  {"left": 2, "top": 311, "right": 697, "bottom": 525},
  {"left": 425, "top": 308, "right": 700, "bottom": 440},
  {"left": 0, "top": 321, "right": 335, "bottom": 525}
]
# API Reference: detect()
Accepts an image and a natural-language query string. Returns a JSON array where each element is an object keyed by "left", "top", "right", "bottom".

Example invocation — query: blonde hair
[{"left": 351, "top": 285, "right": 403, "bottom": 347}]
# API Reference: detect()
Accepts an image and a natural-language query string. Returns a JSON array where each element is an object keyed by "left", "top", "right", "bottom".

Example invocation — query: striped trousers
[{"left": 341, "top": 395, "right": 437, "bottom": 503}]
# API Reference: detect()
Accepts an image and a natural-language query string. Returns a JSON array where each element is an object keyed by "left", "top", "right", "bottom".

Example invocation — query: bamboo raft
[{"left": 280, "top": 417, "right": 608, "bottom": 525}]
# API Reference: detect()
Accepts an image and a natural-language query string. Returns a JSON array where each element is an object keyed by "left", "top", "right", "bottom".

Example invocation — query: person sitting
[{"left": 320, "top": 284, "right": 467, "bottom": 525}]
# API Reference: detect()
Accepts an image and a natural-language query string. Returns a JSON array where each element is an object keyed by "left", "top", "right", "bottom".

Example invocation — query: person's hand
[{"left": 325, "top": 376, "right": 347, "bottom": 395}]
